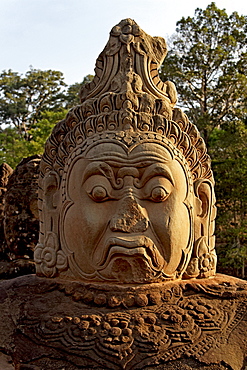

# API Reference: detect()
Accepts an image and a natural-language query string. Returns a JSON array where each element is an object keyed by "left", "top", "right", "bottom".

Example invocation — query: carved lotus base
[{"left": 0, "top": 274, "right": 246, "bottom": 369}]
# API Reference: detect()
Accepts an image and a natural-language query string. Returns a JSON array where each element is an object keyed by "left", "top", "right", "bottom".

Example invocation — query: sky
[{"left": 0, "top": 0, "right": 247, "bottom": 86}]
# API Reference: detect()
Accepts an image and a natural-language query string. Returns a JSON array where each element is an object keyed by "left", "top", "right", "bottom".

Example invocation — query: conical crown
[{"left": 40, "top": 19, "right": 212, "bottom": 185}]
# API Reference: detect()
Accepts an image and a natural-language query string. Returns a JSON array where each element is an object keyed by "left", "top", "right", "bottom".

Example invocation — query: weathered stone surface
[
  {"left": 0, "top": 157, "right": 39, "bottom": 279},
  {"left": 0, "top": 163, "right": 13, "bottom": 256},
  {"left": 0, "top": 163, "right": 13, "bottom": 189},
  {"left": 4, "top": 155, "right": 41, "bottom": 259},
  {"left": 0, "top": 18, "right": 246, "bottom": 370},
  {"left": 0, "top": 274, "right": 246, "bottom": 369}
]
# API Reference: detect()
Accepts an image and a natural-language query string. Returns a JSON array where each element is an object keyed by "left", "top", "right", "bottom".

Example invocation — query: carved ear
[
  {"left": 184, "top": 179, "right": 217, "bottom": 279},
  {"left": 194, "top": 179, "right": 213, "bottom": 243},
  {"left": 42, "top": 171, "right": 60, "bottom": 234},
  {"left": 35, "top": 172, "right": 67, "bottom": 278},
  {"left": 44, "top": 171, "right": 60, "bottom": 210}
]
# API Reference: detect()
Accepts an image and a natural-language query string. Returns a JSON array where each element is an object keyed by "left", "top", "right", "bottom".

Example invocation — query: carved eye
[
  {"left": 150, "top": 186, "right": 169, "bottom": 202},
  {"left": 90, "top": 185, "right": 108, "bottom": 202}
]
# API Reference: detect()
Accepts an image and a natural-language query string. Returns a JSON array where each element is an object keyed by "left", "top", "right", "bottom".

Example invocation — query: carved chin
[{"left": 97, "top": 255, "right": 164, "bottom": 284}]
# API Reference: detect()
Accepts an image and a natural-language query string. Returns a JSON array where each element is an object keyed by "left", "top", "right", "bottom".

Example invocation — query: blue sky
[{"left": 0, "top": 0, "right": 246, "bottom": 85}]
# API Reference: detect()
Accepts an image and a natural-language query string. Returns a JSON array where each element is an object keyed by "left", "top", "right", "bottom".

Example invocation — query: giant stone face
[{"left": 60, "top": 140, "right": 193, "bottom": 283}]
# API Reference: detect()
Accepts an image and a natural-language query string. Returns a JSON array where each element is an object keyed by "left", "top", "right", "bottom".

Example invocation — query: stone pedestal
[{"left": 0, "top": 274, "right": 246, "bottom": 369}]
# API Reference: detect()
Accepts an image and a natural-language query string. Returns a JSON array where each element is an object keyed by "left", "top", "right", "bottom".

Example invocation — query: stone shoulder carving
[{"left": 0, "top": 275, "right": 246, "bottom": 369}]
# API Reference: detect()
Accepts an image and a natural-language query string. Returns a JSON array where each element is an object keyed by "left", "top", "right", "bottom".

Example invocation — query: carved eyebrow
[
  {"left": 82, "top": 162, "right": 122, "bottom": 189},
  {"left": 134, "top": 163, "right": 174, "bottom": 188}
]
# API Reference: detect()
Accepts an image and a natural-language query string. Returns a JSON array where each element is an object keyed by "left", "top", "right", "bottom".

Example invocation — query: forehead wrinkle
[
  {"left": 86, "top": 144, "right": 172, "bottom": 164},
  {"left": 86, "top": 153, "right": 171, "bottom": 167}
]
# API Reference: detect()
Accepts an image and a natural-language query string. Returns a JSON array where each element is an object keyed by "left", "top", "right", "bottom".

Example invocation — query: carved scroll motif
[{"left": 19, "top": 281, "right": 247, "bottom": 370}]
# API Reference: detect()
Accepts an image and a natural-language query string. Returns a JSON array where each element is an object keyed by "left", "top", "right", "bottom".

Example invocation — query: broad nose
[{"left": 110, "top": 195, "right": 148, "bottom": 233}]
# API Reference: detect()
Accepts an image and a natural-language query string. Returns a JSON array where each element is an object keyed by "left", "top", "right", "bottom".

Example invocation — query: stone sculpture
[
  {"left": 4, "top": 155, "right": 40, "bottom": 259},
  {"left": 0, "top": 163, "right": 13, "bottom": 256},
  {"left": 0, "top": 19, "right": 246, "bottom": 370},
  {"left": 0, "top": 156, "right": 40, "bottom": 279},
  {"left": 35, "top": 19, "right": 216, "bottom": 283}
]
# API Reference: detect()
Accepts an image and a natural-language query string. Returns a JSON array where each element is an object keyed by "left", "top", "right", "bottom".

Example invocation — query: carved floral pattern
[
  {"left": 34, "top": 232, "right": 67, "bottom": 277},
  {"left": 20, "top": 283, "right": 247, "bottom": 370}
]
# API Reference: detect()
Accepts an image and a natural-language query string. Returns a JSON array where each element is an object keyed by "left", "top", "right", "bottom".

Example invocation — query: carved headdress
[{"left": 35, "top": 19, "right": 216, "bottom": 281}]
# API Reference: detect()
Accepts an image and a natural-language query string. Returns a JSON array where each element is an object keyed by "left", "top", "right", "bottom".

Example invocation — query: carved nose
[{"left": 110, "top": 195, "right": 148, "bottom": 233}]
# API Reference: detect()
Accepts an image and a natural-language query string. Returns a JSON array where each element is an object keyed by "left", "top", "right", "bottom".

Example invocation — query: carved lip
[{"left": 97, "top": 235, "right": 165, "bottom": 270}]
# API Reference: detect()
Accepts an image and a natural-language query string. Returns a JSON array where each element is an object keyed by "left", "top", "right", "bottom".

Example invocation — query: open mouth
[{"left": 96, "top": 235, "right": 165, "bottom": 271}]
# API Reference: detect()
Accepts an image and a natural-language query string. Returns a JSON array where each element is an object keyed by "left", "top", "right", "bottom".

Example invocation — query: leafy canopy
[
  {"left": 160, "top": 2, "right": 247, "bottom": 146},
  {"left": 0, "top": 68, "right": 67, "bottom": 138},
  {"left": 0, "top": 69, "right": 94, "bottom": 168}
]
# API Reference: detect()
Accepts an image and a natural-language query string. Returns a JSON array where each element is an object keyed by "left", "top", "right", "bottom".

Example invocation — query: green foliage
[
  {"left": 212, "top": 121, "right": 247, "bottom": 277},
  {"left": 0, "top": 110, "right": 67, "bottom": 168},
  {"left": 160, "top": 2, "right": 247, "bottom": 277},
  {"left": 160, "top": 2, "right": 247, "bottom": 146},
  {"left": 0, "top": 68, "right": 94, "bottom": 168},
  {"left": 0, "top": 68, "right": 67, "bottom": 138}
]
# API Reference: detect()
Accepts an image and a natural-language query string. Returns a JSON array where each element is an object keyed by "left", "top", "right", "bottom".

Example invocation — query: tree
[
  {"left": 160, "top": 2, "right": 247, "bottom": 147},
  {"left": 0, "top": 68, "right": 95, "bottom": 168},
  {"left": 160, "top": 3, "right": 247, "bottom": 278},
  {"left": 0, "top": 110, "right": 67, "bottom": 168},
  {"left": 211, "top": 119, "right": 247, "bottom": 278},
  {"left": 0, "top": 68, "right": 67, "bottom": 139},
  {"left": 0, "top": 109, "right": 67, "bottom": 168}
]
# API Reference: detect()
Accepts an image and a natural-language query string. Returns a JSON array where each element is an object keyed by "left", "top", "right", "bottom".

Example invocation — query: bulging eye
[
  {"left": 150, "top": 186, "right": 169, "bottom": 202},
  {"left": 90, "top": 185, "right": 108, "bottom": 202}
]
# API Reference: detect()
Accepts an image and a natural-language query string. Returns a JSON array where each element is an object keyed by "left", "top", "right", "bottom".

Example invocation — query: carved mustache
[{"left": 96, "top": 235, "right": 165, "bottom": 271}]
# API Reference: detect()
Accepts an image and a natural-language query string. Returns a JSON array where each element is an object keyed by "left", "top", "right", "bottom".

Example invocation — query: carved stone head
[{"left": 35, "top": 19, "right": 217, "bottom": 284}]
